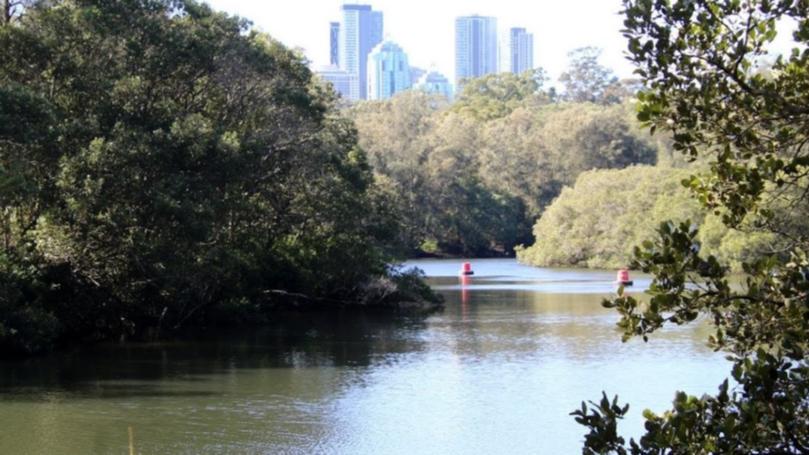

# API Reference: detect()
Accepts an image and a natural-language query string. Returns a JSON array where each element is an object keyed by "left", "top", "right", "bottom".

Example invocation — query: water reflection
[
  {"left": 0, "top": 259, "right": 729, "bottom": 454},
  {"left": 459, "top": 274, "right": 471, "bottom": 317},
  {"left": 0, "top": 312, "right": 433, "bottom": 454},
  {"left": 0, "top": 312, "right": 431, "bottom": 394}
]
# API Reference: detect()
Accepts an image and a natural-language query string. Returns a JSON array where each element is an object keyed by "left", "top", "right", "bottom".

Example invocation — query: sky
[{"left": 203, "top": 0, "right": 636, "bottom": 85}]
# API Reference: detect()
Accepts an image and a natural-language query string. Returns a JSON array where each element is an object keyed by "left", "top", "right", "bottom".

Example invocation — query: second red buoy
[
  {"left": 616, "top": 268, "right": 633, "bottom": 286},
  {"left": 461, "top": 262, "right": 474, "bottom": 276}
]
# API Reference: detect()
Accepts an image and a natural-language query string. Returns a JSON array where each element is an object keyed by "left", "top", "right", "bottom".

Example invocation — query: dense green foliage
[
  {"left": 518, "top": 166, "right": 701, "bottom": 268},
  {"left": 518, "top": 165, "right": 778, "bottom": 270},
  {"left": 451, "top": 68, "right": 552, "bottom": 120},
  {"left": 574, "top": 1, "right": 809, "bottom": 453},
  {"left": 0, "top": 0, "right": 437, "bottom": 356},
  {"left": 349, "top": 69, "right": 658, "bottom": 257}
]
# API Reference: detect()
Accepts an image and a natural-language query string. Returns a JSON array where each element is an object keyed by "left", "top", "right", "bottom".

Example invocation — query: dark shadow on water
[
  {"left": 0, "top": 310, "right": 432, "bottom": 401},
  {"left": 0, "top": 384, "right": 221, "bottom": 402}
]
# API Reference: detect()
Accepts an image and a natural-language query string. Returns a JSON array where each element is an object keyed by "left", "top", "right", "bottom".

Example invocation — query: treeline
[
  {"left": 348, "top": 61, "right": 660, "bottom": 257},
  {"left": 347, "top": 47, "right": 775, "bottom": 270},
  {"left": 0, "top": 0, "right": 437, "bottom": 356}
]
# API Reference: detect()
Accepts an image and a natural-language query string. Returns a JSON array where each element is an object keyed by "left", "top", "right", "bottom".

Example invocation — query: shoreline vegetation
[
  {"left": 516, "top": 165, "right": 778, "bottom": 271},
  {"left": 4, "top": 0, "right": 809, "bottom": 452},
  {"left": 348, "top": 79, "right": 660, "bottom": 259},
  {"left": 0, "top": 0, "right": 781, "bottom": 361},
  {"left": 0, "top": 0, "right": 442, "bottom": 358},
  {"left": 0, "top": 0, "right": 772, "bottom": 355},
  {"left": 0, "top": 0, "right": 664, "bottom": 358},
  {"left": 0, "top": 0, "right": 784, "bottom": 354}
]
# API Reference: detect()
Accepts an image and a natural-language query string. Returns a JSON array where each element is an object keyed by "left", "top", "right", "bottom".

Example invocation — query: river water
[{"left": 0, "top": 259, "right": 729, "bottom": 454}]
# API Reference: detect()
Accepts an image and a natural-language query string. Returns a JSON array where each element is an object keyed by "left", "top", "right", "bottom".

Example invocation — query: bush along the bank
[
  {"left": 0, "top": 0, "right": 439, "bottom": 357},
  {"left": 517, "top": 165, "right": 779, "bottom": 270}
]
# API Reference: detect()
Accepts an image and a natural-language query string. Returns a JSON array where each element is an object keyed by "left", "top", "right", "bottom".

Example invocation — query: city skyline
[{"left": 204, "top": 0, "right": 634, "bottom": 85}]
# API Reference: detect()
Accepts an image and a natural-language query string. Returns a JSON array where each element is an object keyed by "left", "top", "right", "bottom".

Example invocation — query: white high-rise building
[
  {"left": 367, "top": 41, "right": 412, "bottom": 100},
  {"left": 455, "top": 15, "right": 498, "bottom": 87},
  {"left": 340, "top": 4, "right": 383, "bottom": 100},
  {"left": 510, "top": 27, "right": 534, "bottom": 74},
  {"left": 329, "top": 22, "right": 340, "bottom": 66}
]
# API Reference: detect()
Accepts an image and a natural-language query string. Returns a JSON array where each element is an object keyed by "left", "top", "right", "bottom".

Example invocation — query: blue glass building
[
  {"left": 367, "top": 41, "right": 412, "bottom": 100},
  {"left": 455, "top": 15, "right": 498, "bottom": 87},
  {"left": 510, "top": 27, "right": 534, "bottom": 74},
  {"left": 340, "top": 4, "right": 383, "bottom": 100}
]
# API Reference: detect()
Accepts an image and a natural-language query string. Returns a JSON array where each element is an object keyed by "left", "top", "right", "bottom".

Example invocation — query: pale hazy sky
[{"left": 204, "top": 0, "right": 635, "bottom": 84}]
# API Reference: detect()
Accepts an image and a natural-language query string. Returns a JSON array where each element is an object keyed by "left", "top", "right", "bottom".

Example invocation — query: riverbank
[
  {"left": 0, "top": 259, "right": 725, "bottom": 455},
  {"left": 0, "top": 265, "right": 443, "bottom": 360}
]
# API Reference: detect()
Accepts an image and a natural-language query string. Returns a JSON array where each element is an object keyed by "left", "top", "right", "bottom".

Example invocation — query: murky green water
[{"left": 0, "top": 259, "right": 728, "bottom": 454}]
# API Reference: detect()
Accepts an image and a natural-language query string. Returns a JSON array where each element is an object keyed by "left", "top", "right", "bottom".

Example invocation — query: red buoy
[
  {"left": 616, "top": 268, "right": 633, "bottom": 286},
  {"left": 461, "top": 262, "right": 474, "bottom": 276}
]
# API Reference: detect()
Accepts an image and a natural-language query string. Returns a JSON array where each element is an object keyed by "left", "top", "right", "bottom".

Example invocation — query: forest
[
  {"left": 348, "top": 56, "right": 660, "bottom": 257},
  {"left": 0, "top": 0, "right": 438, "bottom": 356},
  {"left": 349, "top": 54, "right": 779, "bottom": 269}
]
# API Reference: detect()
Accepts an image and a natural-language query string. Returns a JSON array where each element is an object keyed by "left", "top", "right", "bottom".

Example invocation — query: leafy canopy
[
  {"left": 559, "top": 47, "right": 621, "bottom": 104},
  {"left": 349, "top": 89, "right": 658, "bottom": 257},
  {"left": 0, "top": 0, "right": 414, "bottom": 355},
  {"left": 574, "top": 1, "right": 809, "bottom": 453}
]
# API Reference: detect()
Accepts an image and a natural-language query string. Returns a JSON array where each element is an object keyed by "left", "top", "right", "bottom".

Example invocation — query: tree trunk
[{"left": 2, "top": 0, "right": 10, "bottom": 24}]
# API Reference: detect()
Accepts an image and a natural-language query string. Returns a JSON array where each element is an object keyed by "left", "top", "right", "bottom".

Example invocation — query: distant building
[
  {"left": 329, "top": 22, "right": 340, "bottom": 66},
  {"left": 455, "top": 15, "right": 498, "bottom": 87},
  {"left": 340, "top": 4, "right": 383, "bottom": 100},
  {"left": 317, "top": 65, "right": 359, "bottom": 100},
  {"left": 367, "top": 41, "right": 412, "bottom": 100},
  {"left": 415, "top": 71, "right": 454, "bottom": 100},
  {"left": 510, "top": 27, "right": 534, "bottom": 74},
  {"left": 409, "top": 66, "right": 427, "bottom": 87}
]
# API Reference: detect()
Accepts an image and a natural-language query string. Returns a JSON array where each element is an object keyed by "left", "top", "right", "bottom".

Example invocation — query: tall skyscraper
[
  {"left": 367, "top": 41, "right": 412, "bottom": 100},
  {"left": 510, "top": 27, "right": 534, "bottom": 74},
  {"left": 455, "top": 15, "right": 498, "bottom": 87},
  {"left": 329, "top": 22, "right": 340, "bottom": 66},
  {"left": 340, "top": 4, "right": 383, "bottom": 100}
]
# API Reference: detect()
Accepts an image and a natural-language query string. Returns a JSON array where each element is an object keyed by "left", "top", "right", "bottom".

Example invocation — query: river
[{"left": 0, "top": 259, "right": 729, "bottom": 454}]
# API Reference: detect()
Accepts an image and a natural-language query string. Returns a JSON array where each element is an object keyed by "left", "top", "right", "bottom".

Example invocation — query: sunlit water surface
[{"left": 0, "top": 259, "right": 729, "bottom": 454}]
